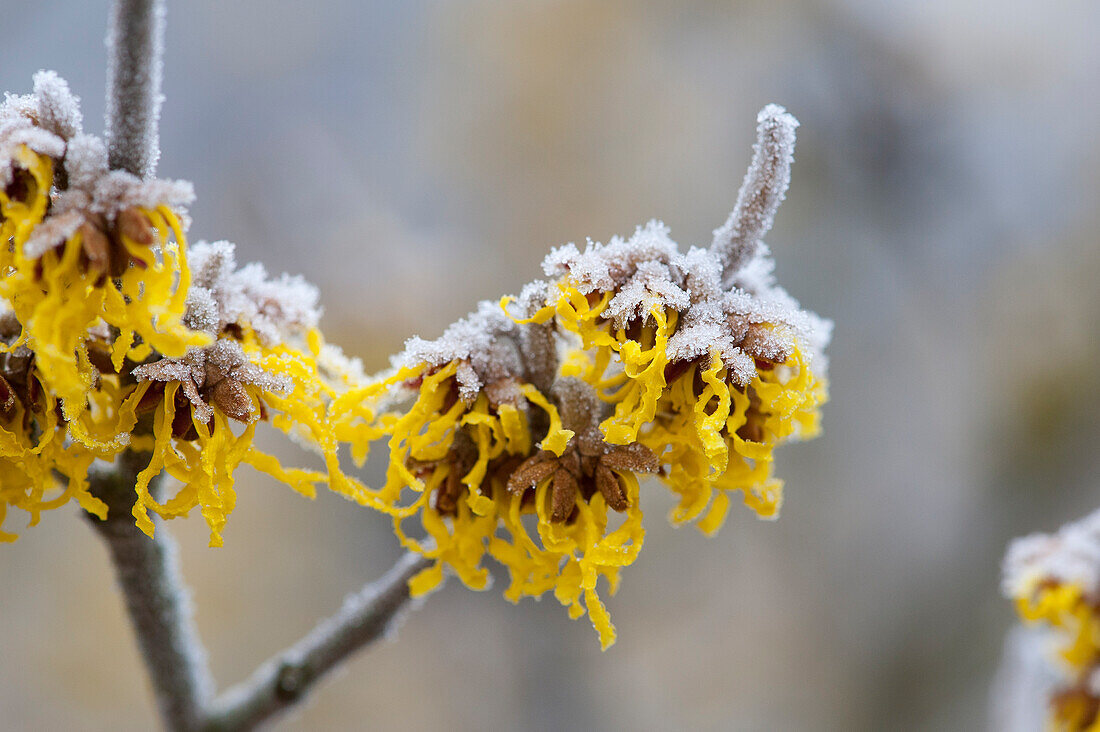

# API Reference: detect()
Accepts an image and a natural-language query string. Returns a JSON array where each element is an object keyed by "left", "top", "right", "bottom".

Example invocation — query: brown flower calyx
[
  {"left": 1051, "top": 685, "right": 1100, "bottom": 729},
  {"left": 0, "top": 313, "right": 42, "bottom": 418},
  {"left": 735, "top": 386, "right": 767, "bottom": 444},
  {"left": 507, "top": 439, "right": 659, "bottom": 523},
  {"left": 133, "top": 339, "right": 291, "bottom": 428},
  {"left": 501, "top": 375, "right": 659, "bottom": 523},
  {"left": 409, "top": 429, "right": 480, "bottom": 516},
  {"left": 82, "top": 207, "right": 157, "bottom": 277}
]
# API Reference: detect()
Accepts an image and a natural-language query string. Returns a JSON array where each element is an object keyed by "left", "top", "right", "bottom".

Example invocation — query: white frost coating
[
  {"left": 64, "top": 133, "right": 109, "bottom": 190},
  {"left": 1002, "top": 508, "right": 1100, "bottom": 599},
  {"left": 606, "top": 260, "right": 690, "bottom": 329},
  {"left": 0, "top": 71, "right": 83, "bottom": 185},
  {"left": 0, "top": 105, "right": 65, "bottom": 187},
  {"left": 83, "top": 169, "right": 195, "bottom": 213},
  {"left": 23, "top": 211, "right": 85, "bottom": 259},
  {"left": 185, "top": 241, "right": 322, "bottom": 346},
  {"left": 397, "top": 300, "right": 526, "bottom": 404},
  {"left": 133, "top": 338, "right": 291, "bottom": 423},
  {"left": 543, "top": 220, "right": 679, "bottom": 294},
  {"left": 31, "top": 70, "right": 83, "bottom": 141},
  {"left": 105, "top": 0, "right": 166, "bottom": 178},
  {"left": 394, "top": 104, "right": 828, "bottom": 400},
  {"left": 539, "top": 213, "right": 829, "bottom": 384},
  {"left": 711, "top": 104, "right": 799, "bottom": 284},
  {"left": 2, "top": 72, "right": 196, "bottom": 257}
]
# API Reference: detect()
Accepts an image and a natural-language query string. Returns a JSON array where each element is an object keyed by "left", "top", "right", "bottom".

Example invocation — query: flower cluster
[
  {"left": 1003, "top": 510, "right": 1100, "bottom": 730},
  {"left": 1, "top": 72, "right": 831, "bottom": 649},
  {"left": 0, "top": 73, "right": 367, "bottom": 544},
  {"left": 1, "top": 72, "right": 204, "bottom": 420},
  {"left": 354, "top": 106, "right": 831, "bottom": 647},
  {"left": 124, "top": 240, "right": 376, "bottom": 546}
]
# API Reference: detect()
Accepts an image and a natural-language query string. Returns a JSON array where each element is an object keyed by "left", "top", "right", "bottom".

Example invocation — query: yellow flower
[
  {"left": 362, "top": 220, "right": 830, "bottom": 649},
  {"left": 1003, "top": 512, "right": 1100, "bottom": 730},
  {"left": 509, "top": 268, "right": 828, "bottom": 535},
  {"left": 126, "top": 238, "right": 375, "bottom": 546},
  {"left": 0, "top": 142, "right": 208, "bottom": 423},
  {"left": 0, "top": 322, "right": 142, "bottom": 540},
  {"left": 354, "top": 352, "right": 656, "bottom": 649}
]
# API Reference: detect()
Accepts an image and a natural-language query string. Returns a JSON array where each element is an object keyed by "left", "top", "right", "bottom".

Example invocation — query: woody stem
[
  {"left": 106, "top": 0, "right": 166, "bottom": 178},
  {"left": 201, "top": 550, "right": 432, "bottom": 731},
  {"left": 87, "top": 452, "right": 214, "bottom": 732}
]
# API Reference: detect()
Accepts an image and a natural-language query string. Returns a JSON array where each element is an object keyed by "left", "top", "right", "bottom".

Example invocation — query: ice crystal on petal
[
  {"left": 30, "top": 70, "right": 83, "bottom": 141},
  {"left": 671, "top": 246, "right": 723, "bottom": 304},
  {"left": 134, "top": 339, "right": 291, "bottom": 423},
  {"left": 64, "top": 133, "right": 109, "bottom": 190},
  {"left": 605, "top": 260, "right": 690, "bottom": 329},
  {"left": 398, "top": 300, "right": 527, "bottom": 403},
  {"left": 184, "top": 240, "right": 322, "bottom": 344},
  {"left": 542, "top": 221, "right": 679, "bottom": 295}
]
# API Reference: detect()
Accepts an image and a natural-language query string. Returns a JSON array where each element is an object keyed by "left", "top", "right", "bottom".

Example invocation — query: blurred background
[{"left": 3, "top": 0, "right": 1100, "bottom": 729}]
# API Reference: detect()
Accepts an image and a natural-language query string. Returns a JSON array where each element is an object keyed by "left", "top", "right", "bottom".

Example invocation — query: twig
[
  {"left": 105, "top": 0, "right": 166, "bottom": 177},
  {"left": 87, "top": 453, "right": 214, "bottom": 732},
  {"left": 711, "top": 104, "right": 799, "bottom": 285},
  {"left": 202, "top": 551, "right": 433, "bottom": 731}
]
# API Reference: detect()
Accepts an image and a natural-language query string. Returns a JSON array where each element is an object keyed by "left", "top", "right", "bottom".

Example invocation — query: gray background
[{"left": 3, "top": 1, "right": 1100, "bottom": 729}]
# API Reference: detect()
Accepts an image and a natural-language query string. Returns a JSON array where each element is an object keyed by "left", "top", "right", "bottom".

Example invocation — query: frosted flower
[
  {"left": 0, "top": 72, "right": 206, "bottom": 423},
  {"left": 185, "top": 240, "right": 321, "bottom": 345},
  {"left": 357, "top": 105, "right": 830, "bottom": 648},
  {"left": 0, "top": 73, "right": 369, "bottom": 546},
  {"left": 1003, "top": 509, "right": 1100, "bottom": 730},
  {"left": 511, "top": 134, "right": 829, "bottom": 526},
  {"left": 0, "top": 304, "right": 138, "bottom": 541},
  {"left": 352, "top": 321, "right": 651, "bottom": 649},
  {"left": 127, "top": 241, "right": 371, "bottom": 546}
]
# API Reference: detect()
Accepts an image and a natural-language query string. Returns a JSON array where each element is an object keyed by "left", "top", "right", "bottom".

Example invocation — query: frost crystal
[
  {"left": 711, "top": 104, "right": 798, "bottom": 283},
  {"left": 133, "top": 339, "right": 291, "bottom": 423},
  {"left": 540, "top": 222, "right": 828, "bottom": 385},
  {"left": 30, "top": 70, "right": 83, "bottom": 142},
  {"left": 185, "top": 241, "right": 322, "bottom": 346},
  {"left": 1, "top": 70, "right": 194, "bottom": 258},
  {"left": 397, "top": 300, "right": 526, "bottom": 403},
  {"left": 1002, "top": 509, "right": 1100, "bottom": 600}
]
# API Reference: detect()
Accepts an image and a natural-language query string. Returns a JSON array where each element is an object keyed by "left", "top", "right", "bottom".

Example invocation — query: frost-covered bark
[
  {"left": 88, "top": 456, "right": 214, "bottom": 732},
  {"left": 711, "top": 104, "right": 799, "bottom": 285},
  {"left": 106, "top": 0, "right": 165, "bottom": 178},
  {"left": 203, "top": 551, "right": 432, "bottom": 731}
]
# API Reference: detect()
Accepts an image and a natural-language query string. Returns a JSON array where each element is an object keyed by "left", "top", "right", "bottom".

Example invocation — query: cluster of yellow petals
[
  {"left": 336, "top": 359, "right": 647, "bottom": 649},
  {"left": 122, "top": 329, "right": 385, "bottom": 547},
  {"left": 0, "top": 145, "right": 209, "bottom": 539},
  {"left": 0, "top": 146, "right": 207, "bottom": 421},
  {"left": 1015, "top": 581, "right": 1100, "bottom": 730},
  {"left": 517, "top": 281, "right": 827, "bottom": 532},
  {"left": 0, "top": 143, "right": 362, "bottom": 545},
  {"left": 349, "top": 278, "right": 826, "bottom": 647},
  {"left": 0, "top": 391, "right": 97, "bottom": 542}
]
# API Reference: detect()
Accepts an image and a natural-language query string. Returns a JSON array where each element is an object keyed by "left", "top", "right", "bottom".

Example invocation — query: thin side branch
[
  {"left": 105, "top": 0, "right": 166, "bottom": 177},
  {"left": 711, "top": 104, "right": 799, "bottom": 285},
  {"left": 87, "top": 454, "right": 214, "bottom": 732},
  {"left": 203, "top": 551, "right": 434, "bottom": 731}
]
